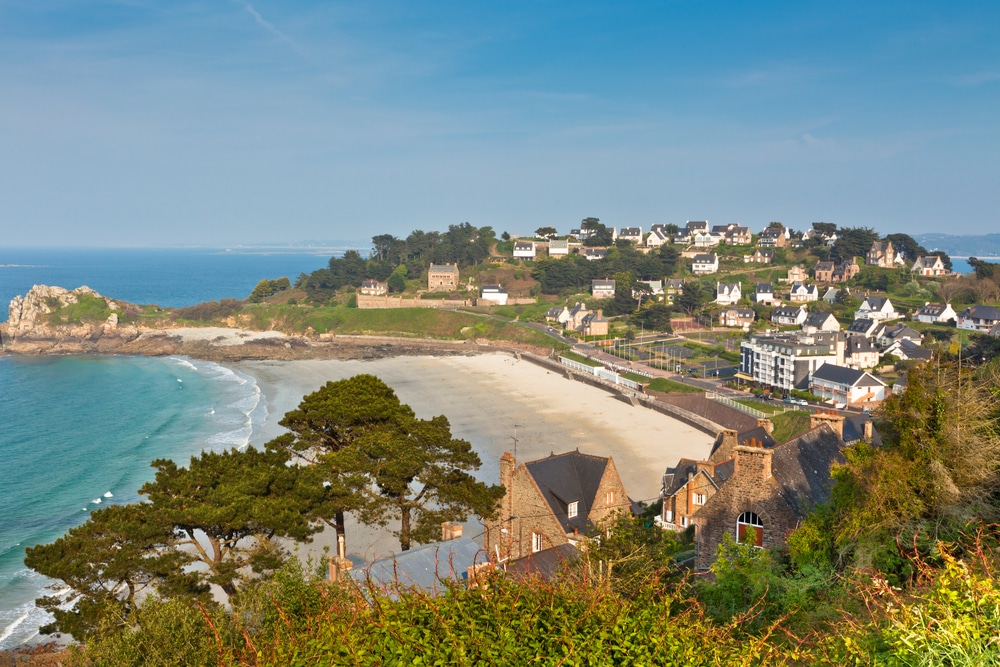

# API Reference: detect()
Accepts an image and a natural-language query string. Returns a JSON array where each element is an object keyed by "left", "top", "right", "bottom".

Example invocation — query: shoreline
[{"left": 235, "top": 352, "right": 715, "bottom": 564}]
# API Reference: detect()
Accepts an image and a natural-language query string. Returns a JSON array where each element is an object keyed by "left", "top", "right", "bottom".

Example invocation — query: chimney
[
  {"left": 596, "top": 309, "right": 604, "bottom": 319},
  {"left": 710, "top": 429, "right": 739, "bottom": 463},
  {"left": 500, "top": 452, "right": 515, "bottom": 490},
  {"left": 863, "top": 419, "right": 873, "bottom": 443},
  {"left": 810, "top": 410, "right": 845, "bottom": 440},
  {"left": 756, "top": 418, "right": 773, "bottom": 435},
  {"left": 735, "top": 440, "right": 772, "bottom": 480},
  {"left": 466, "top": 561, "right": 492, "bottom": 589},
  {"left": 441, "top": 521, "right": 463, "bottom": 542},
  {"left": 328, "top": 534, "right": 353, "bottom": 582}
]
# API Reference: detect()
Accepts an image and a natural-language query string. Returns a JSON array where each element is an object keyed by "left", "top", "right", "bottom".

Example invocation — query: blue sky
[{"left": 1, "top": 1, "right": 998, "bottom": 246}]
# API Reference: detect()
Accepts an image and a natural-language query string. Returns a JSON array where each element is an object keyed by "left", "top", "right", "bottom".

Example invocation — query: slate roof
[
  {"left": 686, "top": 220, "right": 709, "bottom": 231},
  {"left": 546, "top": 306, "right": 566, "bottom": 318},
  {"left": 666, "top": 279, "right": 686, "bottom": 290},
  {"left": 756, "top": 283, "right": 774, "bottom": 293},
  {"left": 895, "top": 339, "right": 933, "bottom": 360},
  {"left": 963, "top": 305, "right": 1000, "bottom": 321},
  {"left": 513, "top": 241, "right": 535, "bottom": 250},
  {"left": 722, "top": 308, "right": 755, "bottom": 318},
  {"left": 860, "top": 296, "right": 890, "bottom": 311},
  {"left": 619, "top": 227, "right": 642, "bottom": 236},
  {"left": 693, "top": 253, "right": 717, "bottom": 263},
  {"left": 428, "top": 263, "right": 459, "bottom": 274},
  {"left": 773, "top": 305, "right": 806, "bottom": 318},
  {"left": 846, "top": 335, "right": 876, "bottom": 354},
  {"left": 811, "top": 363, "right": 885, "bottom": 388},
  {"left": 769, "top": 424, "right": 847, "bottom": 518},
  {"left": 882, "top": 324, "right": 921, "bottom": 341},
  {"left": 803, "top": 312, "right": 837, "bottom": 329},
  {"left": 525, "top": 451, "right": 611, "bottom": 534},
  {"left": 352, "top": 537, "right": 489, "bottom": 595},
  {"left": 917, "top": 303, "right": 948, "bottom": 317},
  {"left": 848, "top": 318, "right": 877, "bottom": 334},
  {"left": 505, "top": 544, "right": 579, "bottom": 581}
]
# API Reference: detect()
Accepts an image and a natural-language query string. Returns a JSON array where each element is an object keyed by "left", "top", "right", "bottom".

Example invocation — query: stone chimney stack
[
  {"left": 810, "top": 410, "right": 845, "bottom": 440},
  {"left": 441, "top": 521, "right": 463, "bottom": 541},
  {"left": 500, "top": 452, "right": 515, "bottom": 490},
  {"left": 756, "top": 418, "right": 773, "bottom": 435},
  {"left": 735, "top": 439, "right": 772, "bottom": 480},
  {"left": 863, "top": 419, "right": 873, "bottom": 443},
  {"left": 710, "top": 429, "right": 739, "bottom": 463}
]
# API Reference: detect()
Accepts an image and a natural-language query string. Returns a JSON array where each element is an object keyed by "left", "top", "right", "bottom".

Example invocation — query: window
[
  {"left": 531, "top": 532, "right": 543, "bottom": 553},
  {"left": 664, "top": 509, "right": 673, "bottom": 523},
  {"left": 693, "top": 493, "right": 706, "bottom": 505},
  {"left": 737, "top": 512, "right": 764, "bottom": 548},
  {"left": 606, "top": 490, "right": 615, "bottom": 505},
  {"left": 680, "top": 517, "right": 688, "bottom": 527},
  {"left": 567, "top": 501, "right": 578, "bottom": 519}
]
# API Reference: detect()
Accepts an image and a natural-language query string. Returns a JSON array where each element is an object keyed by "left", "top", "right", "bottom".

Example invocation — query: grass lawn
[
  {"left": 770, "top": 410, "right": 812, "bottom": 442},
  {"left": 561, "top": 351, "right": 602, "bottom": 367},
  {"left": 646, "top": 378, "right": 703, "bottom": 394},
  {"left": 733, "top": 399, "right": 785, "bottom": 415}
]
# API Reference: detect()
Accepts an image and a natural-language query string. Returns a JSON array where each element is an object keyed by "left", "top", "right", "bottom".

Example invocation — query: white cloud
[{"left": 234, "top": 1, "right": 307, "bottom": 59}]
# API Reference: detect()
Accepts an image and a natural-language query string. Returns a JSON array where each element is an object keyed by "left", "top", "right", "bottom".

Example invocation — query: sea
[{"left": 0, "top": 247, "right": 342, "bottom": 650}]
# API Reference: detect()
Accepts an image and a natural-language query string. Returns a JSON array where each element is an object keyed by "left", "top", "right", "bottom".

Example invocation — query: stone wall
[
  {"left": 356, "top": 294, "right": 472, "bottom": 309},
  {"left": 484, "top": 455, "right": 568, "bottom": 561}
]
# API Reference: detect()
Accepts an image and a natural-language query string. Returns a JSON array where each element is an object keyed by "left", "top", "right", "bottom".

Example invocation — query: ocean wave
[
  {"left": 0, "top": 581, "right": 71, "bottom": 651},
  {"left": 168, "top": 357, "right": 198, "bottom": 372}
]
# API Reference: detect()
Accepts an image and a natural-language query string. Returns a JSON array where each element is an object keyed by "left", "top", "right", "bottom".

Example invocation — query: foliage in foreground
[{"left": 68, "top": 528, "right": 1000, "bottom": 667}]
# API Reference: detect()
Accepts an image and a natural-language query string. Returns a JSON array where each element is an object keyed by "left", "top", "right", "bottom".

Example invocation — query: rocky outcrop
[
  {"left": 0, "top": 285, "right": 498, "bottom": 362},
  {"left": 1, "top": 285, "right": 142, "bottom": 351}
]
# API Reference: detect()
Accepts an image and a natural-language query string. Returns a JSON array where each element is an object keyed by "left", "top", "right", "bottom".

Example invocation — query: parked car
[{"left": 794, "top": 399, "right": 809, "bottom": 406}]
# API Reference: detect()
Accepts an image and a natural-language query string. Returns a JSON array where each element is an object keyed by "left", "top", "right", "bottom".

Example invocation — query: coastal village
[{"left": 3, "top": 221, "right": 1000, "bottom": 664}]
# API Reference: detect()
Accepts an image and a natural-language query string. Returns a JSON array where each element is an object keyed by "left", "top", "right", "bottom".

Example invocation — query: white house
[
  {"left": 877, "top": 324, "right": 922, "bottom": 350},
  {"left": 809, "top": 363, "right": 886, "bottom": 407},
  {"left": 691, "top": 253, "right": 719, "bottom": 275},
  {"left": 844, "top": 335, "right": 880, "bottom": 370},
  {"left": 802, "top": 311, "right": 840, "bottom": 332},
  {"left": 911, "top": 256, "right": 949, "bottom": 277},
  {"left": 592, "top": 279, "right": 616, "bottom": 299},
  {"left": 480, "top": 285, "right": 508, "bottom": 305},
  {"left": 513, "top": 241, "right": 537, "bottom": 260},
  {"left": 716, "top": 282, "right": 742, "bottom": 306},
  {"left": 772, "top": 305, "right": 808, "bottom": 326},
  {"left": 548, "top": 239, "right": 570, "bottom": 257},
  {"left": 957, "top": 306, "right": 1000, "bottom": 332},
  {"left": 615, "top": 227, "right": 643, "bottom": 244},
  {"left": 855, "top": 296, "right": 900, "bottom": 322},
  {"left": 914, "top": 303, "right": 957, "bottom": 324},
  {"left": 546, "top": 306, "right": 571, "bottom": 327},
  {"left": 646, "top": 226, "right": 671, "bottom": 247},
  {"left": 788, "top": 282, "right": 819, "bottom": 303},
  {"left": 754, "top": 283, "right": 775, "bottom": 304},
  {"left": 692, "top": 230, "right": 721, "bottom": 248},
  {"left": 584, "top": 248, "right": 607, "bottom": 261}
]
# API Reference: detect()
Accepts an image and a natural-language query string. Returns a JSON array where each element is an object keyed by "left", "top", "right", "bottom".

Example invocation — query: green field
[{"left": 646, "top": 377, "right": 703, "bottom": 394}]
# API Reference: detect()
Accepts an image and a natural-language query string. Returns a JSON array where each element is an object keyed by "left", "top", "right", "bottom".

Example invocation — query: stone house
[
  {"left": 484, "top": 451, "right": 631, "bottom": 561},
  {"left": 866, "top": 241, "right": 895, "bottom": 268},
  {"left": 786, "top": 265, "right": 808, "bottom": 284},
  {"left": 813, "top": 261, "right": 836, "bottom": 283},
  {"left": 719, "top": 308, "right": 755, "bottom": 330},
  {"left": 725, "top": 225, "right": 752, "bottom": 245},
  {"left": 581, "top": 310, "right": 609, "bottom": 337},
  {"left": 833, "top": 258, "right": 861, "bottom": 282},
  {"left": 691, "top": 416, "right": 848, "bottom": 568},
  {"left": 757, "top": 226, "right": 788, "bottom": 248},
  {"left": 427, "top": 264, "right": 459, "bottom": 291},
  {"left": 744, "top": 248, "right": 774, "bottom": 264}
]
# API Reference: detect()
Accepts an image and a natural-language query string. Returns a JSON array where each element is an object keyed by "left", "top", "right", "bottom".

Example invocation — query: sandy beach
[{"left": 233, "top": 352, "right": 715, "bottom": 564}]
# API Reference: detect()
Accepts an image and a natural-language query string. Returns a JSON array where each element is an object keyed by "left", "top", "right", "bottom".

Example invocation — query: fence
[
  {"left": 707, "top": 392, "right": 788, "bottom": 419},
  {"left": 559, "top": 356, "right": 643, "bottom": 391}
]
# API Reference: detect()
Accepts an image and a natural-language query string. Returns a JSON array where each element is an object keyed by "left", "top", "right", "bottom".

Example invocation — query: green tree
[
  {"left": 335, "top": 413, "right": 504, "bottom": 551},
  {"left": 631, "top": 302, "right": 673, "bottom": 332},
  {"left": 24, "top": 503, "right": 199, "bottom": 638},
  {"left": 266, "top": 375, "right": 412, "bottom": 551},
  {"left": 387, "top": 265, "right": 407, "bottom": 293},
  {"left": 535, "top": 226, "right": 558, "bottom": 239},
  {"left": 831, "top": 227, "right": 880, "bottom": 263},
  {"left": 139, "top": 447, "right": 320, "bottom": 598}
]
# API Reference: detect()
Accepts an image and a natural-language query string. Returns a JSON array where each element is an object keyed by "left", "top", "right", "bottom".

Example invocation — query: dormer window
[{"left": 567, "top": 501, "right": 579, "bottom": 518}]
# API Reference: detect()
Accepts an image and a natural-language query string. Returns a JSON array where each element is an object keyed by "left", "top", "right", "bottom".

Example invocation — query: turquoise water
[
  {"left": 0, "top": 354, "right": 266, "bottom": 649},
  {"left": 0, "top": 247, "right": 344, "bottom": 649}
]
